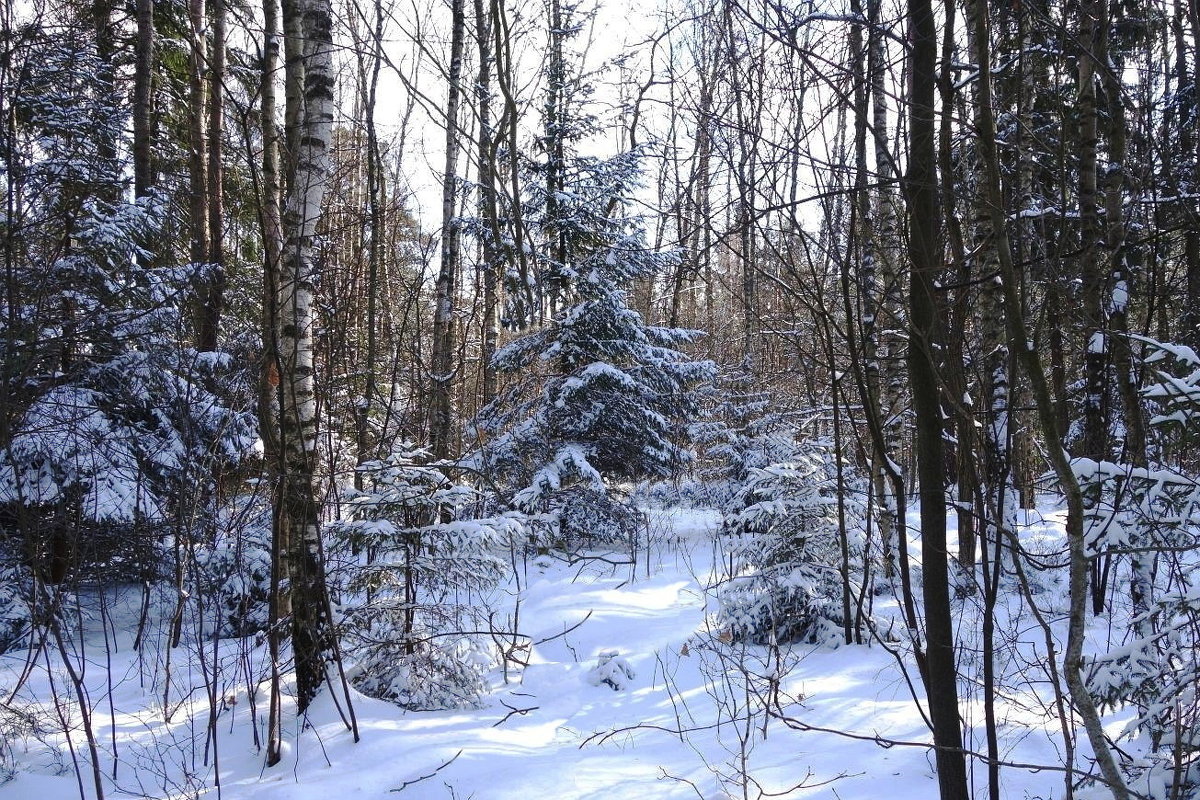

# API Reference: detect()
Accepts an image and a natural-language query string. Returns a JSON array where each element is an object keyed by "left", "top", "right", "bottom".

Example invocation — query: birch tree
[
  {"left": 275, "top": 0, "right": 338, "bottom": 713},
  {"left": 429, "top": 0, "right": 466, "bottom": 460}
]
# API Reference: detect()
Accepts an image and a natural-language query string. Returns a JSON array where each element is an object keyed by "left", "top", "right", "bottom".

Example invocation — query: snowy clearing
[{"left": 0, "top": 505, "right": 1160, "bottom": 799}]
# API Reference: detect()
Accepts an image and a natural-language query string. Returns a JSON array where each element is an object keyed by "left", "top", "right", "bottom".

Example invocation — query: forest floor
[{"left": 0, "top": 504, "right": 1133, "bottom": 799}]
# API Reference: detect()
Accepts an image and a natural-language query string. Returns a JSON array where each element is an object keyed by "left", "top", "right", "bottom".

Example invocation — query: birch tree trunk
[
  {"left": 429, "top": 0, "right": 466, "bottom": 460},
  {"left": 866, "top": 0, "right": 907, "bottom": 581},
  {"left": 261, "top": 0, "right": 285, "bottom": 765},
  {"left": 188, "top": 0, "right": 211, "bottom": 330},
  {"left": 277, "top": 0, "right": 336, "bottom": 712}
]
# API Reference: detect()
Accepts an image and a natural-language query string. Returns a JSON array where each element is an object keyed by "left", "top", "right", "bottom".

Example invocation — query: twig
[
  {"left": 531, "top": 610, "right": 593, "bottom": 646},
  {"left": 390, "top": 749, "right": 464, "bottom": 792},
  {"left": 491, "top": 700, "right": 539, "bottom": 727}
]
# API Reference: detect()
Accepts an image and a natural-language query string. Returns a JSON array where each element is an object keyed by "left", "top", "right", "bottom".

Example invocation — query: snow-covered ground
[{"left": 0, "top": 505, "right": 1143, "bottom": 799}]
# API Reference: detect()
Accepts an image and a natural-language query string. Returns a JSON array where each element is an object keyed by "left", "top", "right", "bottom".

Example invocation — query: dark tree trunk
[
  {"left": 198, "top": 0, "right": 227, "bottom": 352},
  {"left": 904, "top": 0, "right": 968, "bottom": 793},
  {"left": 132, "top": 0, "right": 154, "bottom": 199},
  {"left": 473, "top": 0, "right": 496, "bottom": 406}
]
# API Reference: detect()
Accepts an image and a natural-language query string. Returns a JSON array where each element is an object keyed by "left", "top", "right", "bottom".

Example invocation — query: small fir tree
[{"left": 475, "top": 149, "right": 714, "bottom": 546}]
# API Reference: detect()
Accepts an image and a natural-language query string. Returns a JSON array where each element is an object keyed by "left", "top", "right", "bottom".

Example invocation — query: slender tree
[
  {"left": 430, "top": 0, "right": 466, "bottom": 460},
  {"left": 132, "top": 0, "right": 154, "bottom": 199},
  {"left": 276, "top": 0, "right": 338, "bottom": 712},
  {"left": 905, "top": 0, "right": 968, "bottom": 793}
]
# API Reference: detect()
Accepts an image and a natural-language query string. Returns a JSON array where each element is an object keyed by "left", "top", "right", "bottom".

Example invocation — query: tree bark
[
  {"left": 277, "top": 0, "right": 337, "bottom": 713},
  {"left": 260, "top": 0, "right": 285, "bottom": 765},
  {"left": 132, "top": 0, "right": 154, "bottom": 199},
  {"left": 429, "top": 0, "right": 466, "bottom": 460},
  {"left": 188, "top": 0, "right": 210, "bottom": 294},
  {"left": 355, "top": 0, "right": 385, "bottom": 477},
  {"left": 474, "top": 0, "right": 501, "bottom": 406},
  {"left": 198, "top": 0, "right": 227, "bottom": 351},
  {"left": 905, "top": 0, "right": 968, "bottom": 793}
]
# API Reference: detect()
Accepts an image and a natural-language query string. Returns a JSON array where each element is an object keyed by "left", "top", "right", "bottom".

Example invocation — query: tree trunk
[
  {"left": 132, "top": 0, "right": 154, "bottom": 199},
  {"left": 474, "top": 0, "right": 500, "bottom": 406},
  {"left": 868, "top": 0, "right": 906, "bottom": 581},
  {"left": 1077, "top": 0, "right": 1112, "bottom": 614},
  {"left": 260, "top": 0, "right": 285, "bottom": 766},
  {"left": 188, "top": 0, "right": 211, "bottom": 320},
  {"left": 1175, "top": 0, "right": 1200, "bottom": 351},
  {"left": 198, "top": 0, "right": 227, "bottom": 352},
  {"left": 429, "top": 0, "right": 466, "bottom": 460},
  {"left": 966, "top": 0, "right": 1012, "bottom": 573},
  {"left": 277, "top": 0, "right": 337, "bottom": 713},
  {"left": 905, "top": 0, "right": 968, "bottom": 793},
  {"left": 936, "top": 0, "right": 975, "bottom": 571},
  {"left": 356, "top": 0, "right": 385, "bottom": 477},
  {"left": 543, "top": 0, "right": 568, "bottom": 319}
]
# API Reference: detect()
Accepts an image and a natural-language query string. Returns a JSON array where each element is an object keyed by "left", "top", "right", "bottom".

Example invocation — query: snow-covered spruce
[
  {"left": 328, "top": 448, "right": 524, "bottom": 710},
  {"left": 717, "top": 432, "right": 866, "bottom": 647},
  {"left": 473, "top": 146, "right": 714, "bottom": 549},
  {"left": 195, "top": 495, "right": 273, "bottom": 639},
  {"left": 0, "top": 29, "right": 255, "bottom": 584}
]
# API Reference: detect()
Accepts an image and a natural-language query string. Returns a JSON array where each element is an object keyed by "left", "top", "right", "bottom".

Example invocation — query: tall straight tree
[
  {"left": 188, "top": 0, "right": 210, "bottom": 294},
  {"left": 276, "top": 0, "right": 338, "bottom": 712},
  {"left": 261, "top": 0, "right": 286, "bottom": 766},
  {"left": 200, "top": 0, "right": 227, "bottom": 351},
  {"left": 355, "top": 0, "right": 387, "bottom": 476},
  {"left": 132, "top": 0, "right": 154, "bottom": 199},
  {"left": 429, "top": 0, "right": 466, "bottom": 460},
  {"left": 904, "top": 0, "right": 967, "bottom": 794}
]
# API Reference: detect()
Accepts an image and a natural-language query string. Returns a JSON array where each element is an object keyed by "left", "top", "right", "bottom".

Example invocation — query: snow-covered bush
[
  {"left": 1075, "top": 336, "right": 1200, "bottom": 794},
  {"left": 717, "top": 434, "right": 865, "bottom": 646},
  {"left": 345, "top": 613, "right": 493, "bottom": 711},
  {"left": 328, "top": 448, "right": 523, "bottom": 709},
  {"left": 195, "top": 496, "right": 273, "bottom": 639},
  {"left": 0, "top": 566, "right": 34, "bottom": 655},
  {"left": 586, "top": 651, "right": 636, "bottom": 691},
  {"left": 0, "top": 26, "right": 256, "bottom": 582}
]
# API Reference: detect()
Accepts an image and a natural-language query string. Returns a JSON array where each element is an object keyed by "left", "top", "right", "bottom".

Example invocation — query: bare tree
[
  {"left": 275, "top": 0, "right": 338, "bottom": 714},
  {"left": 904, "top": 0, "right": 968, "bottom": 793},
  {"left": 429, "top": 0, "right": 466, "bottom": 460}
]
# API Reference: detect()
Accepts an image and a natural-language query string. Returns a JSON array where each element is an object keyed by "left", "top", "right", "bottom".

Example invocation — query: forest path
[{"left": 226, "top": 506, "right": 943, "bottom": 800}]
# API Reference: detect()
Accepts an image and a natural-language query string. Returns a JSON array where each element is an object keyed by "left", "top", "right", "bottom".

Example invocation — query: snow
[
  {"left": 1110, "top": 280, "right": 1129, "bottom": 313},
  {"left": 0, "top": 504, "right": 1183, "bottom": 799}
]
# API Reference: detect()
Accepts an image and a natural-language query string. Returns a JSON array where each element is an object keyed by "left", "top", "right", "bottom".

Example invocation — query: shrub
[{"left": 717, "top": 437, "right": 864, "bottom": 647}]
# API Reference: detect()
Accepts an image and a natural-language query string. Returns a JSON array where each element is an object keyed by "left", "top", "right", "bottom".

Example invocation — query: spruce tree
[{"left": 476, "top": 147, "right": 714, "bottom": 544}]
